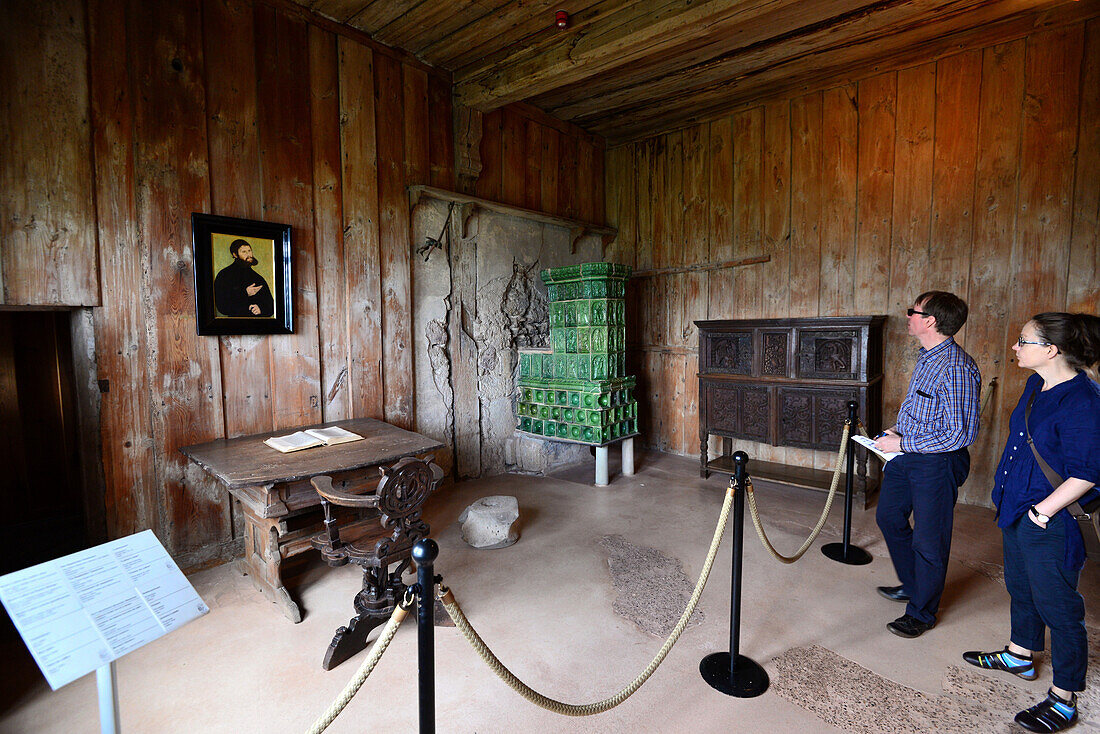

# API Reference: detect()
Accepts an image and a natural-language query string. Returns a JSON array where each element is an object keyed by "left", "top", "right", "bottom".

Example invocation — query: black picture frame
[{"left": 191, "top": 213, "right": 293, "bottom": 335}]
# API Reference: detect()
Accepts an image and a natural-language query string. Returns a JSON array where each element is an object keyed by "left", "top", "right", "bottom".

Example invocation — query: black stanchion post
[
  {"left": 700, "top": 451, "right": 769, "bottom": 697},
  {"left": 412, "top": 539, "right": 439, "bottom": 734},
  {"left": 821, "top": 401, "right": 872, "bottom": 565}
]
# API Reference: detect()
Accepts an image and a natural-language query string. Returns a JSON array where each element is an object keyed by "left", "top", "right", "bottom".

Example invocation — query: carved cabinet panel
[{"left": 696, "top": 316, "right": 886, "bottom": 456}]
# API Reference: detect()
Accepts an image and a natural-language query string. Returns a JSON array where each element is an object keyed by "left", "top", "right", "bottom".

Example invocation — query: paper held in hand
[
  {"left": 264, "top": 425, "right": 364, "bottom": 453},
  {"left": 852, "top": 434, "right": 902, "bottom": 463}
]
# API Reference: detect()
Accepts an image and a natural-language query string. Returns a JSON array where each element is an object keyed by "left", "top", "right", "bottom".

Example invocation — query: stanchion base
[
  {"left": 821, "top": 542, "right": 872, "bottom": 565},
  {"left": 699, "top": 652, "right": 769, "bottom": 697}
]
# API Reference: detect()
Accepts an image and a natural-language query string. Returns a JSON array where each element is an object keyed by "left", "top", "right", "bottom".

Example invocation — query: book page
[
  {"left": 852, "top": 434, "right": 902, "bottom": 462},
  {"left": 304, "top": 426, "right": 363, "bottom": 445},
  {"left": 264, "top": 431, "right": 323, "bottom": 452}
]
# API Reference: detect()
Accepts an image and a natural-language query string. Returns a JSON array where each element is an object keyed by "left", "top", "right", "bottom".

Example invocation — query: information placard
[{"left": 0, "top": 530, "right": 209, "bottom": 690}]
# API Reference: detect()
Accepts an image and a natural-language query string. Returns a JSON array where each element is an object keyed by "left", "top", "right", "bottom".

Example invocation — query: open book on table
[
  {"left": 851, "top": 434, "right": 902, "bottom": 463},
  {"left": 264, "top": 426, "right": 364, "bottom": 453}
]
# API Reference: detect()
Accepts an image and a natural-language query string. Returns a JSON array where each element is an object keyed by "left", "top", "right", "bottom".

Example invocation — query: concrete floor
[{"left": 1, "top": 450, "right": 1097, "bottom": 733}]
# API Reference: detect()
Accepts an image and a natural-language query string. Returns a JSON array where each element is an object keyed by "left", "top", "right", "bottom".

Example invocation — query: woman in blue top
[{"left": 963, "top": 312, "right": 1100, "bottom": 733}]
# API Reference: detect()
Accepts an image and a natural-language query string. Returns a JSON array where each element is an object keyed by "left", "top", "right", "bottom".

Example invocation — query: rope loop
[
  {"left": 441, "top": 483, "right": 736, "bottom": 716},
  {"left": 744, "top": 418, "right": 853, "bottom": 564}
]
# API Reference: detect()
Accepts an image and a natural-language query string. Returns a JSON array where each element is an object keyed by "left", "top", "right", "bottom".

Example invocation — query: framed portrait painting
[{"left": 191, "top": 213, "right": 293, "bottom": 335}]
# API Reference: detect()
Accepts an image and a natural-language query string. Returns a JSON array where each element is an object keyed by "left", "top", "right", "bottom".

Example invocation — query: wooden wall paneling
[
  {"left": 476, "top": 109, "right": 502, "bottom": 201},
  {"left": 403, "top": 65, "right": 430, "bottom": 183},
  {"left": 643, "top": 352, "right": 663, "bottom": 450},
  {"left": 523, "top": 120, "right": 543, "bottom": 210},
  {"left": 557, "top": 130, "right": 579, "bottom": 220},
  {"left": 256, "top": 7, "right": 323, "bottom": 431},
  {"left": 309, "top": 24, "right": 350, "bottom": 422},
  {"left": 1004, "top": 26, "right": 1084, "bottom": 412},
  {"left": 884, "top": 64, "right": 936, "bottom": 424},
  {"left": 88, "top": 0, "right": 158, "bottom": 538},
  {"left": 930, "top": 50, "right": 982, "bottom": 331},
  {"left": 681, "top": 351, "right": 699, "bottom": 455},
  {"left": 593, "top": 139, "right": 605, "bottom": 227},
  {"left": 427, "top": 74, "right": 455, "bottom": 190},
  {"left": 854, "top": 72, "right": 896, "bottom": 317},
  {"left": 732, "top": 107, "right": 763, "bottom": 319},
  {"left": 602, "top": 145, "right": 621, "bottom": 261},
  {"left": 204, "top": 0, "right": 271, "bottom": 440},
  {"left": 652, "top": 135, "right": 669, "bottom": 272},
  {"left": 339, "top": 38, "right": 384, "bottom": 419},
  {"left": 635, "top": 140, "right": 654, "bottom": 271},
  {"left": 578, "top": 137, "right": 598, "bottom": 224},
  {"left": 707, "top": 117, "right": 734, "bottom": 319},
  {"left": 818, "top": 86, "right": 857, "bottom": 319},
  {"left": 130, "top": 0, "right": 228, "bottom": 554},
  {"left": 964, "top": 39, "right": 1025, "bottom": 505},
  {"left": 789, "top": 92, "right": 823, "bottom": 320},
  {"left": 760, "top": 100, "right": 792, "bottom": 321},
  {"left": 681, "top": 124, "right": 709, "bottom": 351},
  {"left": 375, "top": 53, "right": 414, "bottom": 430},
  {"left": 540, "top": 126, "right": 560, "bottom": 214},
  {"left": 667, "top": 130, "right": 685, "bottom": 270},
  {"left": 618, "top": 144, "right": 638, "bottom": 270},
  {"left": 0, "top": 0, "right": 98, "bottom": 307},
  {"left": 1067, "top": 19, "right": 1100, "bottom": 314},
  {"left": 661, "top": 352, "right": 685, "bottom": 454},
  {"left": 501, "top": 106, "right": 526, "bottom": 207}
]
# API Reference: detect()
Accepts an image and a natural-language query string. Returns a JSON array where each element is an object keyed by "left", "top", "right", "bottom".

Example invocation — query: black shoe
[
  {"left": 887, "top": 614, "right": 935, "bottom": 638},
  {"left": 877, "top": 585, "right": 911, "bottom": 602},
  {"left": 962, "top": 646, "right": 1037, "bottom": 680},
  {"left": 1015, "top": 689, "right": 1077, "bottom": 732}
]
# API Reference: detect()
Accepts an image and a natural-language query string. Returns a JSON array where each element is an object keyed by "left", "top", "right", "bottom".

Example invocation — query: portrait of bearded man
[{"left": 213, "top": 238, "right": 275, "bottom": 317}]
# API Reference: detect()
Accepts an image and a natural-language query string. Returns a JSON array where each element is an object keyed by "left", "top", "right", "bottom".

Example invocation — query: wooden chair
[{"left": 310, "top": 455, "right": 444, "bottom": 670}]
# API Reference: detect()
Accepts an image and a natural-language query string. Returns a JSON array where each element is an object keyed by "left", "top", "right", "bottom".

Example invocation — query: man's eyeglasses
[
  {"left": 1016, "top": 337, "right": 1052, "bottom": 347},
  {"left": 906, "top": 308, "right": 930, "bottom": 317}
]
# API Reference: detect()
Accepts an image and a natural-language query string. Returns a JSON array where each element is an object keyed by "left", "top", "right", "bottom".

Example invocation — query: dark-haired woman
[{"left": 964, "top": 312, "right": 1100, "bottom": 733}]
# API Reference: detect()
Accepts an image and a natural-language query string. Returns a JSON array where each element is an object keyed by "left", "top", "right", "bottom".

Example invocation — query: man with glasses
[{"left": 872, "top": 291, "right": 981, "bottom": 638}]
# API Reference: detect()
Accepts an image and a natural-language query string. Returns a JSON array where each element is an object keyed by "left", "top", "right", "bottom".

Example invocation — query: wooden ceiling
[{"left": 295, "top": 0, "right": 1097, "bottom": 144}]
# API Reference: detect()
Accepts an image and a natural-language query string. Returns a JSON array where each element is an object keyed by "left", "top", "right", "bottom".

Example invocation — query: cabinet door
[
  {"left": 704, "top": 382, "right": 769, "bottom": 442},
  {"left": 703, "top": 332, "right": 753, "bottom": 375},
  {"left": 795, "top": 329, "right": 860, "bottom": 381},
  {"left": 777, "top": 386, "right": 859, "bottom": 451}
]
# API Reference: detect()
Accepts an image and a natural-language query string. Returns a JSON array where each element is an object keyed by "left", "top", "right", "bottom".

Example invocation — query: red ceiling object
[{"left": 555, "top": 10, "right": 568, "bottom": 29}]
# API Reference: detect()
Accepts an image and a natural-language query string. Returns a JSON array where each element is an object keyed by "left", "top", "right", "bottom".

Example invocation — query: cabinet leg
[
  {"left": 700, "top": 432, "right": 709, "bottom": 478},
  {"left": 240, "top": 513, "right": 302, "bottom": 623}
]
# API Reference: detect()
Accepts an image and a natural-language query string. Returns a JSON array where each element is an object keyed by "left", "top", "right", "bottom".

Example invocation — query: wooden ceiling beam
[
  {"left": 595, "top": 0, "right": 1098, "bottom": 142},
  {"left": 420, "top": 0, "right": 616, "bottom": 70},
  {"left": 382, "top": 0, "right": 514, "bottom": 55},
  {"left": 453, "top": 0, "right": 803, "bottom": 110},
  {"left": 533, "top": 0, "right": 921, "bottom": 114}
]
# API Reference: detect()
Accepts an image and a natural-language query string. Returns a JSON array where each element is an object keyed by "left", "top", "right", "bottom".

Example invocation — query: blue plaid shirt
[{"left": 895, "top": 337, "right": 981, "bottom": 453}]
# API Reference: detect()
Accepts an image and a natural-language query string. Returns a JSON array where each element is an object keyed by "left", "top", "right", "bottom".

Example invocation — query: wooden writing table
[{"left": 180, "top": 418, "right": 443, "bottom": 622}]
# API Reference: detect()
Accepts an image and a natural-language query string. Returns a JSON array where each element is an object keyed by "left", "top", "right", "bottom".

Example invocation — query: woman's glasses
[{"left": 1016, "top": 337, "right": 1052, "bottom": 347}]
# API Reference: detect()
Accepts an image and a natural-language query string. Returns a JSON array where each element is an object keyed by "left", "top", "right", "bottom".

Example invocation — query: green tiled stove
[{"left": 516, "top": 262, "right": 638, "bottom": 486}]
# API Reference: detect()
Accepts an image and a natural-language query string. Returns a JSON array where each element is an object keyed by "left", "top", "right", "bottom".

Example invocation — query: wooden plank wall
[
  {"left": 476, "top": 103, "right": 605, "bottom": 224},
  {"left": 606, "top": 19, "right": 1100, "bottom": 506},
  {"left": 3, "top": 0, "right": 605, "bottom": 566}
]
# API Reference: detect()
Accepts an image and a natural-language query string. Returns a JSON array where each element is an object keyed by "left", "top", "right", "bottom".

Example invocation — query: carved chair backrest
[{"left": 311, "top": 456, "right": 443, "bottom": 568}]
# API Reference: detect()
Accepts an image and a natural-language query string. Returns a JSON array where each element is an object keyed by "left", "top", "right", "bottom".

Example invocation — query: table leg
[
  {"left": 622, "top": 437, "right": 635, "bottom": 476},
  {"left": 595, "top": 446, "right": 609, "bottom": 486},
  {"left": 239, "top": 512, "right": 302, "bottom": 623}
]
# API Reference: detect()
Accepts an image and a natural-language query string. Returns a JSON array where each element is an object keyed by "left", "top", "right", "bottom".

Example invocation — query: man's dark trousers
[{"left": 876, "top": 449, "right": 970, "bottom": 624}]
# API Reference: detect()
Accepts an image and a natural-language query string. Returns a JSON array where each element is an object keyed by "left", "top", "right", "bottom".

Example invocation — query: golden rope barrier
[
  {"left": 306, "top": 598, "right": 412, "bottom": 734},
  {"left": 439, "top": 483, "right": 736, "bottom": 716},
  {"left": 744, "top": 418, "right": 868, "bottom": 564}
]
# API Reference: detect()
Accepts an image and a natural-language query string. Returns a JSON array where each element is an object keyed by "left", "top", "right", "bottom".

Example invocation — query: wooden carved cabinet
[{"left": 697, "top": 316, "right": 887, "bottom": 504}]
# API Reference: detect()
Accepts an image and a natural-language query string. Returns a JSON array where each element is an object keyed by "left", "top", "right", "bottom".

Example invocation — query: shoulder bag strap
[{"left": 1025, "top": 390, "right": 1093, "bottom": 519}]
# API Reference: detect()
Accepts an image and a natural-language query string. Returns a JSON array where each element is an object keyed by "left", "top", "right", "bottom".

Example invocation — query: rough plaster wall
[{"left": 412, "top": 200, "right": 602, "bottom": 478}]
